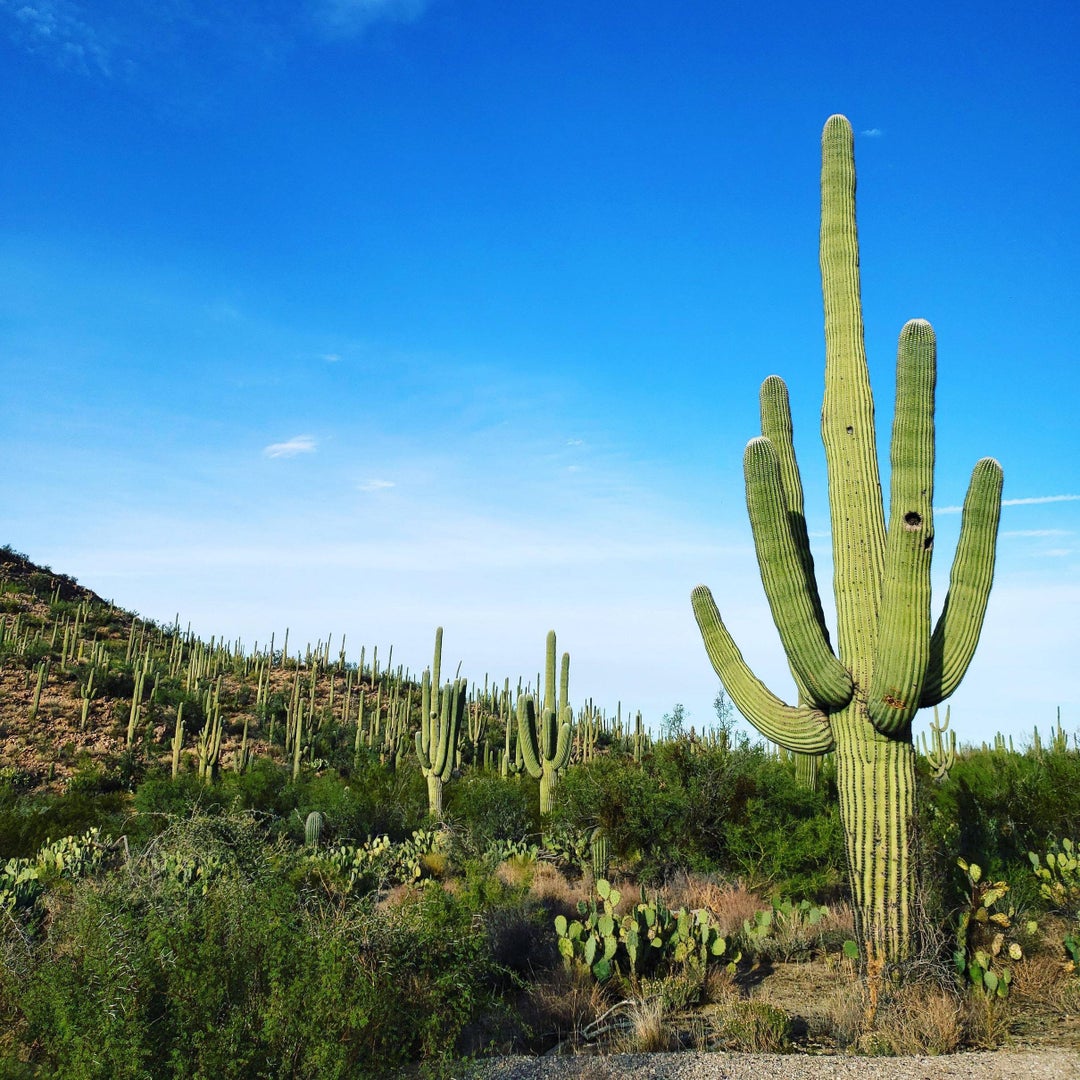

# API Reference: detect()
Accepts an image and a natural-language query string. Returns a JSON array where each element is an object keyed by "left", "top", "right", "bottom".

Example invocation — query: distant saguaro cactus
[
  {"left": 692, "top": 116, "right": 1002, "bottom": 967},
  {"left": 413, "top": 628, "right": 465, "bottom": 818},
  {"left": 518, "top": 630, "right": 572, "bottom": 815}
]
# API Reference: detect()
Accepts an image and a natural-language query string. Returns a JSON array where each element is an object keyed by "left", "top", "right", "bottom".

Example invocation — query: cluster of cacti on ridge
[
  {"left": 1, "top": 557, "right": 656, "bottom": 799},
  {"left": 692, "top": 115, "right": 1003, "bottom": 965}
]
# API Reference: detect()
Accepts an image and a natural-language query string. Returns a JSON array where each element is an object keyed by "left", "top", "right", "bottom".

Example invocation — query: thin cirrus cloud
[
  {"left": 937, "top": 493, "right": 1080, "bottom": 514},
  {"left": 315, "top": 0, "right": 430, "bottom": 34},
  {"left": 263, "top": 435, "right": 317, "bottom": 459},
  {"left": 358, "top": 479, "right": 396, "bottom": 492}
]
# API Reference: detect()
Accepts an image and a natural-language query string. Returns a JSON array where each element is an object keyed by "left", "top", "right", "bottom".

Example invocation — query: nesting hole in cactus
[
  {"left": 845, "top": 426, "right": 853, "bottom": 435},
  {"left": 903, "top": 511, "right": 922, "bottom": 530}
]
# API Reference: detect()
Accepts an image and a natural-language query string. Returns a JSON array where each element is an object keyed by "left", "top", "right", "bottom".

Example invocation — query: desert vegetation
[
  {"left": 3, "top": 115, "right": 1076, "bottom": 1077},
  {"left": 1, "top": 545, "right": 1079, "bottom": 1077}
]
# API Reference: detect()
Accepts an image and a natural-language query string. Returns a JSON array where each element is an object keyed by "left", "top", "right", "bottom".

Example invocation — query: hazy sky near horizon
[{"left": 2, "top": 1, "right": 1078, "bottom": 746}]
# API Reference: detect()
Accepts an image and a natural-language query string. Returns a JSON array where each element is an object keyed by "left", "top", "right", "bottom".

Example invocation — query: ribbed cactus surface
[
  {"left": 693, "top": 115, "right": 1002, "bottom": 965},
  {"left": 517, "top": 630, "right": 573, "bottom": 815}
]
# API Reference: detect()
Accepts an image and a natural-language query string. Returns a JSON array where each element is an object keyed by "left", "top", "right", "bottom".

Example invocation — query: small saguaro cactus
[
  {"left": 413, "top": 627, "right": 465, "bottom": 818},
  {"left": 304, "top": 810, "right": 325, "bottom": 849},
  {"left": 919, "top": 705, "right": 956, "bottom": 781},
  {"left": 518, "top": 630, "right": 573, "bottom": 815},
  {"left": 692, "top": 116, "right": 1002, "bottom": 966}
]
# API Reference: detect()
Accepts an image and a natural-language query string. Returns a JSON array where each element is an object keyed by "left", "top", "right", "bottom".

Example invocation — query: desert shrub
[
  {"left": 285, "top": 757, "right": 427, "bottom": 844},
  {"left": 552, "top": 755, "right": 692, "bottom": 881},
  {"left": 0, "top": 811, "right": 504, "bottom": 1078},
  {"left": 920, "top": 746, "right": 1080, "bottom": 910},
  {"left": 0, "top": 784, "right": 128, "bottom": 859},
  {"left": 551, "top": 745, "right": 844, "bottom": 894},
  {"left": 444, "top": 773, "right": 538, "bottom": 857}
]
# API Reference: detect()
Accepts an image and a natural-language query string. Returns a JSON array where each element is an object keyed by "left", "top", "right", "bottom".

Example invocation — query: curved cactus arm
[
  {"left": 414, "top": 668, "right": 435, "bottom": 772},
  {"left": 920, "top": 456, "right": 1003, "bottom": 707},
  {"left": 692, "top": 585, "right": 835, "bottom": 753},
  {"left": 759, "top": 375, "right": 833, "bottom": 643},
  {"left": 433, "top": 679, "right": 464, "bottom": 781},
  {"left": 551, "top": 706, "right": 573, "bottom": 771},
  {"left": 414, "top": 729, "right": 433, "bottom": 772},
  {"left": 868, "top": 319, "right": 937, "bottom": 734},
  {"left": 517, "top": 695, "right": 544, "bottom": 779},
  {"left": 744, "top": 437, "right": 853, "bottom": 709}
]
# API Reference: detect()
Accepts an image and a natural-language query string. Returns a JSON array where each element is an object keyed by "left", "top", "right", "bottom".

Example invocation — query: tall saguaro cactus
[
  {"left": 518, "top": 630, "right": 573, "bottom": 814},
  {"left": 692, "top": 115, "right": 1002, "bottom": 966}
]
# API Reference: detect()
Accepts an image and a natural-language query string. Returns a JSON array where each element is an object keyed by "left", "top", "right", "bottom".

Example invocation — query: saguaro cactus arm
[
  {"left": 759, "top": 375, "right": 832, "bottom": 644},
  {"left": 691, "top": 586, "right": 834, "bottom": 754},
  {"left": 867, "top": 319, "right": 937, "bottom": 733},
  {"left": 919, "top": 456, "right": 1003, "bottom": 706},
  {"left": 743, "top": 437, "right": 853, "bottom": 709}
]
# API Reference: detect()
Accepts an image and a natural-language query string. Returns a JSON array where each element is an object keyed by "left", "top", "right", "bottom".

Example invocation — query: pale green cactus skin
[
  {"left": 693, "top": 116, "right": 1002, "bottom": 965},
  {"left": 413, "top": 627, "right": 465, "bottom": 817},
  {"left": 518, "top": 630, "right": 572, "bottom": 815}
]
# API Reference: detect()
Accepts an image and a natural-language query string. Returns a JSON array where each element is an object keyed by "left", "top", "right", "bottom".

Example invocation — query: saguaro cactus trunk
[{"left": 692, "top": 116, "right": 1002, "bottom": 966}]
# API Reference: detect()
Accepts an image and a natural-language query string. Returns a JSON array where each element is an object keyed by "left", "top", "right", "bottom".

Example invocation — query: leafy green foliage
[
  {"left": 553, "top": 742, "right": 845, "bottom": 895},
  {"left": 0, "top": 812, "right": 504, "bottom": 1078}
]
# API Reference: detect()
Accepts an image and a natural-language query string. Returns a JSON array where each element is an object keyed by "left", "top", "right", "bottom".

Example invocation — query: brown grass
[
  {"left": 869, "top": 982, "right": 964, "bottom": 1055},
  {"left": 524, "top": 962, "right": 607, "bottom": 1041},
  {"left": 662, "top": 874, "right": 768, "bottom": 938},
  {"left": 1011, "top": 952, "right": 1076, "bottom": 1008},
  {"left": 960, "top": 991, "right": 1012, "bottom": 1049}
]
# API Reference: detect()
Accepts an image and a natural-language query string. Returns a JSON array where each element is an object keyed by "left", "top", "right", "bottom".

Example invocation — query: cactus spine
[
  {"left": 692, "top": 116, "right": 1002, "bottom": 965},
  {"left": 518, "top": 630, "right": 572, "bottom": 815}
]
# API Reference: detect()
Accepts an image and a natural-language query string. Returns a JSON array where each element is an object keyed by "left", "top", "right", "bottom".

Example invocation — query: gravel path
[{"left": 466, "top": 1048, "right": 1080, "bottom": 1079}]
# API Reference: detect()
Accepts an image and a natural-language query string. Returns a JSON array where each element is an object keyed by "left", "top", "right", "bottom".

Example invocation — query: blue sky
[{"left": 2, "top": 1, "right": 1078, "bottom": 747}]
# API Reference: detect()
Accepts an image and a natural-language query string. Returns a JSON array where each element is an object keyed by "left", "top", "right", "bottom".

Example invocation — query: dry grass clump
[
  {"left": 609, "top": 995, "right": 680, "bottom": 1053},
  {"left": 704, "top": 993, "right": 791, "bottom": 1053},
  {"left": 865, "top": 982, "right": 964, "bottom": 1056},
  {"left": 960, "top": 991, "right": 1012, "bottom": 1049},
  {"left": 526, "top": 860, "right": 589, "bottom": 910},
  {"left": 495, "top": 854, "right": 536, "bottom": 891},
  {"left": 524, "top": 962, "right": 607, "bottom": 1042},
  {"left": 663, "top": 874, "right": 767, "bottom": 938},
  {"left": 1010, "top": 950, "right": 1077, "bottom": 1008}
]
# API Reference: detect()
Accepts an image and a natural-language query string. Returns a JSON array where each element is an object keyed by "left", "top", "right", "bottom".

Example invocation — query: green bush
[
  {"left": 0, "top": 811, "right": 504, "bottom": 1078},
  {"left": 444, "top": 774, "right": 538, "bottom": 857}
]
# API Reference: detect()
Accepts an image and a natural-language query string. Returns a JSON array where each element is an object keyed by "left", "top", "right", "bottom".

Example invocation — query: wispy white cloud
[
  {"left": 861, "top": 127, "right": 883, "bottom": 137},
  {"left": 938, "top": 493, "right": 1080, "bottom": 514},
  {"left": 1, "top": 0, "right": 111, "bottom": 74},
  {"left": 314, "top": 0, "right": 430, "bottom": 36},
  {"left": 1003, "top": 494, "right": 1080, "bottom": 507},
  {"left": 263, "top": 435, "right": 317, "bottom": 458},
  {"left": 358, "top": 478, "right": 395, "bottom": 491},
  {"left": 1004, "top": 529, "right": 1071, "bottom": 538}
]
